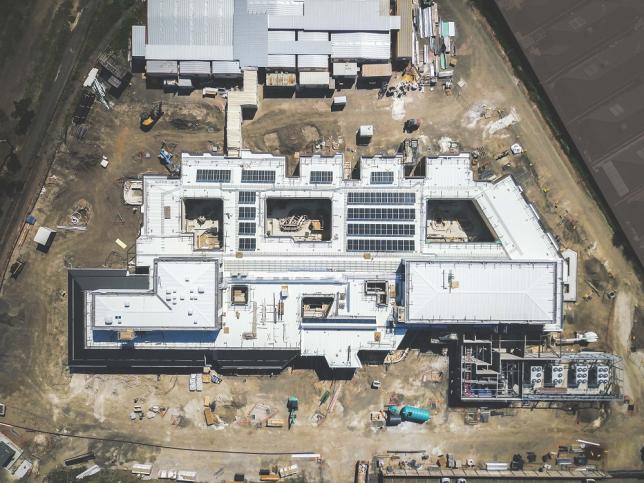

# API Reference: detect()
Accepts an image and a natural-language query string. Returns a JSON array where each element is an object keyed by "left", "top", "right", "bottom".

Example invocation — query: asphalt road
[{"left": 0, "top": 0, "right": 99, "bottom": 288}]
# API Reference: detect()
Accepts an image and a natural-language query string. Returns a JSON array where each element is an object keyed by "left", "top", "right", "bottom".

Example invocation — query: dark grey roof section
[
  {"left": 493, "top": 0, "right": 644, "bottom": 267},
  {"left": 0, "top": 442, "right": 15, "bottom": 468},
  {"left": 234, "top": 0, "right": 269, "bottom": 68}
]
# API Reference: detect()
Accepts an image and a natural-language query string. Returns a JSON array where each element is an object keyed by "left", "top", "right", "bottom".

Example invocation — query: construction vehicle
[
  {"left": 403, "top": 118, "right": 421, "bottom": 133},
  {"left": 159, "top": 142, "right": 180, "bottom": 175},
  {"left": 140, "top": 101, "right": 163, "bottom": 131},
  {"left": 287, "top": 396, "right": 298, "bottom": 429}
]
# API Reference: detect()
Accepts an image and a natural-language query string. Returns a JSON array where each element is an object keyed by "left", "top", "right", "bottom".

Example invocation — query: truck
[
  {"left": 278, "top": 464, "right": 298, "bottom": 478},
  {"left": 355, "top": 461, "right": 369, "bottom": 483}
]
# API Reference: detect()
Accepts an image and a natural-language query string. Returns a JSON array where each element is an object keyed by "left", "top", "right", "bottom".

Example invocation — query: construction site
[{"left": 0, "top": 0, "right": 642, "bottom": 482}]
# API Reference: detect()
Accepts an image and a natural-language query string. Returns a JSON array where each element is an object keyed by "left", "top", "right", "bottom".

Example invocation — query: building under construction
[
  {"left": 67, "top": 150, "right": 622, "bottom": 404},
  {"left": 459, "top": 335, "right": 622, "bottom": 403}
]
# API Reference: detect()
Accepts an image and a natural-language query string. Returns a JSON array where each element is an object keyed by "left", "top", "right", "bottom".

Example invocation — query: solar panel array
[
  {"left": 347, "top": 223, "right": 415, "bottom": 237},
  {"left": 238, "top": 191, "right": 256, "bottom": 204},
  {"left": 196, "top": 169, "right": 231, "bottom": 183},
  {"left": 239, "top": 207, "right": 256, "bottom": 219},
  {"left": 347, "top": 239, "right": 414, "bottom": 251},
  {"left": 241, "top": 169, "right": 276, "bottom": 184},
  {"left": 238, "top": 222, "right": 256, "bottom": 235},
  {"left": 310, "top": 170, "right": 333, "bottom": 184},
  {"left": 346, "top": 191, "right": 417, "bottom": 252},
  {"left": 370, "top": 171, "right": 394, "bottom": 184},
  {"left": 347, "top": 208, "right": 415, "bottom": 220},
  {"left": 347, "top": 192, "right": 415, "bottom": 205},
  {"left": 238, "top": 238, "right": 256, "bottom": 251}
]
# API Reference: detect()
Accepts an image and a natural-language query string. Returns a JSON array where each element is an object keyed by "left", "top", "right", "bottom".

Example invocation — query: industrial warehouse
[
  {"left": 132, "top": 0, "right": 402, "bottom": 86},
  {"left": 67, "top": 151, "right": 621, "bottom": 404}
]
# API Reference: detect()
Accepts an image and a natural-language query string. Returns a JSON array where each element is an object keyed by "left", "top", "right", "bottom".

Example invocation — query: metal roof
[
  {"left": 212, "top": 60, "right": 242, "bottom": 74},
  {"left": 297, "top": 31, "right": 328, "bottom": 41},
  {"left": 146, "top": 60, "right": 178, "bottom": 74},
  {"left": 179, "top": 60, "right": 211, "bottom": 74},
  {"left": 331, "top": 32, "right": 391, "bottom": 60},
  {"left": 146, "top": 0, "right": 234, "bottom": 60},
  {"left": 267, "top": 40, "right": 331, "bottom": 55},
  {"left": 267, "top": 54, "right": 296, "bottom": 68},
  {"left": 297, "top": 54, "right": 329, "bottom": 69},
  {"left": 494, "top": 0, "right": 644, "bottom": 267},
  {"left": 131, "top": 25, "right": 146, "bottom": 57},
  {"left": 233, "top": 0, "right": 269, "bottom": 68},
  {"left": 361, "top": 62, "right": 392, "bottom": 77},
  {"left": 395, "top": 0, "right": 413, "bottom": 58},
  {"left": 299, "top": 70, "right": 330, "bottom": 85},
  {"left": 247, "top": 0, "right": 304, "bottom": 16},
  {"left": 268, "top": 0, "right": 399, "bottom": 31},
  {"left": 405, "top": 260, "right": 563, "bottom": 326}
]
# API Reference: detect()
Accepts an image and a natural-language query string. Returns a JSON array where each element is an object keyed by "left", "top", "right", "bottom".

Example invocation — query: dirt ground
[{"left": 0, "top": 0, "right": 642, "bottom": 481}]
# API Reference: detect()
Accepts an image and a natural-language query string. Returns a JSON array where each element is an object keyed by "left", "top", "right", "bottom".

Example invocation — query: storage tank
[
  {"left": 400, "top": 405, "right": 431, "bottom": 423},
  {"left": 386, "top": 405, "right": 400, "bottom": 415}
]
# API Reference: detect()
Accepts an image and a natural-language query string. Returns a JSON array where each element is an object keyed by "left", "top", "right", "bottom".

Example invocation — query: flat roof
[
  {"left": 92, "top": 259, "right": 218, "bottom": 330},
  {"left": 494, "top": 0, "right": 644, "bottom": 267},
  {"left": 405, "top": 259, "right": 563, "bottom": 326}
]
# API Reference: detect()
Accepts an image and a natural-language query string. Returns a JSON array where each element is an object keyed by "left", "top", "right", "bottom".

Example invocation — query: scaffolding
[{"left": 459, "top": 334, "right": 623, "bottom": 403}]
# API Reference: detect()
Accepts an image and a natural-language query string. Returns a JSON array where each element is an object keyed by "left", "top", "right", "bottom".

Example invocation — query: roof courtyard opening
[
  {"left": 183, "top": 198, "right": 224, "bottom": 250},
  {"left": 265, "top": 197, "right": 332, "bottom": 241},
  {"left": 426, "top": 199, "right": 497, "bottom": 243}
]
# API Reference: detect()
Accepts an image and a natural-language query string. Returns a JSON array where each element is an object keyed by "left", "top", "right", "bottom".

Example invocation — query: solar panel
[
  {"left": 196, "top": 169, "right": 231, "bottom": 183},
  {"left": 347, "top": 208, "right": 415, "bottom": 220},
  {"left": 241, "top": 169, "right": 276, "bottom": 183},
  {"left": 347, "top": 239, "right": 415, "bottom": 252},
  {"left": 238, "top": 191, "right": 256, "bottom": 204},
  {"left": 238, "top": 238, "right": 256, "bottom": 251},
  {"left": 238, "top": 222, "right": 256, "bottom": 235},
  {"left": 347, "top": 192, "right": 415, "bottom": 205},
  {"left": 310, "top": 170, "right": 333, "bottom": 184},
  {"left": 238, "top": 207, "right": 256, "bottom": 220},
  {"left": 370, "top": 171, "right": 394, "bottom": 184},
  {"left": 347, "top": 223, "right": 415, "bottom": 237}
]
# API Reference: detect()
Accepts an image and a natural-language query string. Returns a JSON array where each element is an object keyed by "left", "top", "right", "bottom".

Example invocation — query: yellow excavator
[{"left": 140, "top": 101, "right": 163, "bottom": 131}]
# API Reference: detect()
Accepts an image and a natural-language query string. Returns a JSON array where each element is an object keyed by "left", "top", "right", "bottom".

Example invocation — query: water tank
[
  {"left": 400, "top": 405, "right": 431, "bottom": 424},
  {"left": 386, "top": 405, "right": 400, "bottom": 416}
]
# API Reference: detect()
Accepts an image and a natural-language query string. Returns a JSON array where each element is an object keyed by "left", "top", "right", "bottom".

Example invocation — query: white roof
[
  {"left": 299, "top": 71, "right": 329, "bottom": 85},
  {"left": 405, "top": 260, "right": 562, "bottom": 326},
  {"left": 34, "top": 227, "right": 55, "bottom": 245},
  {"left": 93, "top": 259, "right": 218, "bottom": 330},
  {"left": 331, "top": 32, "right": 391, "bottom": 60},
  {"left": 86, "top": 151, "right": 565, "bottom": 362}
]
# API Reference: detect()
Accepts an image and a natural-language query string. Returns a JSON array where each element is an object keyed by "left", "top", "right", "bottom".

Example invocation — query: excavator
[{"left": 140, "top": 101, "right": 163, "bottom": 131}]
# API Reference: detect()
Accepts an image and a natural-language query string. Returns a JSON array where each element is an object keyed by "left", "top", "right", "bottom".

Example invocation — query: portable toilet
[
  {"left": 359, "top": 125, "right": 373, "bottom": 138},
  {"left": 332, "top": 96, "right": 347, "bottom": 111}
]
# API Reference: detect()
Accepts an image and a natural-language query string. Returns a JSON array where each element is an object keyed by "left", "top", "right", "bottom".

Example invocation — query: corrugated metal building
[
  {"left": 138, "top": 0, "right": 400, "bottom": 76},
  {"left": 331, "top": 32, "right": 391, "bottom": 60},
  {"left": 131, "top": 25, "right": 146, "bottom": 58},
  {"left": 395, "top": 0, "right": 413, "bottom": 59}
]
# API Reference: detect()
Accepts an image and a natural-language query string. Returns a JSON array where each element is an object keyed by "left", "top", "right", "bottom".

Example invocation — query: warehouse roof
[{"left": 141, "top": 0, "right": 400, "bottom": 66}]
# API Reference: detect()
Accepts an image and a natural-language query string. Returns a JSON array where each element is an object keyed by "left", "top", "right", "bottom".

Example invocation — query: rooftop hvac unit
[
  {"left": 551, "top": 364, "right": 565, "bottom": 386},
  {"left": 530, "top": 366, "right": 543, "bottom": 385},
  {"left": 575, "top": 365, "right": 589, "bottom": 384},
  {"left": 597, "top": 365, "right": 610, "bottom": 384}
]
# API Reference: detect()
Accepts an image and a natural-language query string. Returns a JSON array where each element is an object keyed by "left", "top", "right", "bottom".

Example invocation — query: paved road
[{"left": 0, "top": 0, "right": 98, "bottom": 288}]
